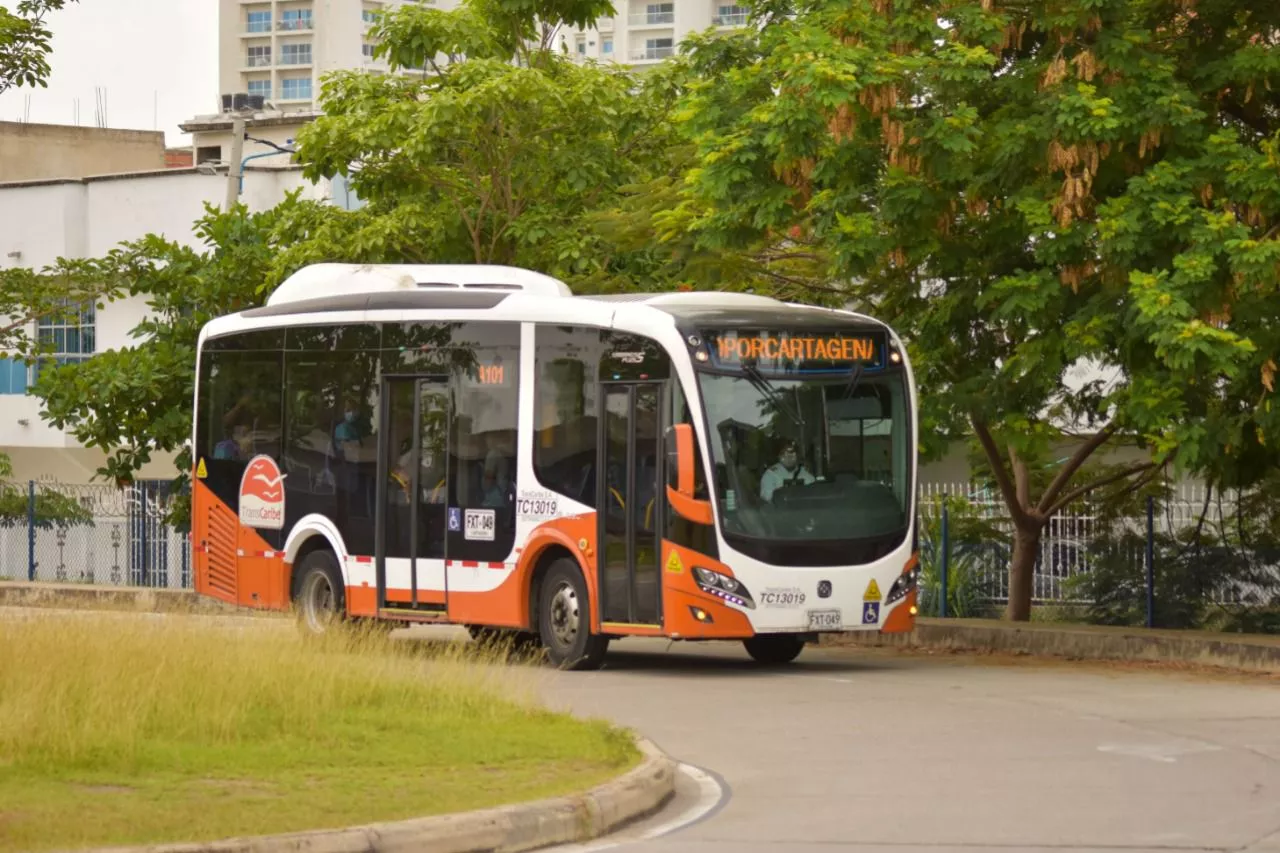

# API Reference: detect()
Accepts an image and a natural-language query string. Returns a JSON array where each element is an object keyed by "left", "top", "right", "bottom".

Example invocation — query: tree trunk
[{"left": 1006, "top": 525, "right": 1041, "bottom": 621}]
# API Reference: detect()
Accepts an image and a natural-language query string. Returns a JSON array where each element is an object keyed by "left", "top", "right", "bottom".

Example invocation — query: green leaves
[
  {"left": 672, "top": 0, "right": 1280, "bottom": 617},
  {"left": 0, "top": 0, "right": 76, "bottom": 95}
]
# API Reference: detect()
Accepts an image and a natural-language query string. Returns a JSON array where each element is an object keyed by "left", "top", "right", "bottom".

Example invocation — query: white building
[
  {"left": 0, "top": 166, "right": 336, "bottom": 483},
  {"left": 185, "top": 0, "right": 458, "bottom": 167},
  {"left": 560, "top": 2, "right": 749, "bottom": 64},
  {"left": 182, "top": 1, "right": 748, "bottom": 167}
]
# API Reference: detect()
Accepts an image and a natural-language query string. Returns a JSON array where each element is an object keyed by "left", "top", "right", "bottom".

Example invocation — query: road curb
[
  {"left": 62, "top": 737, "right": 676, "bottom": 853},
  {"left": 0, "top": 581, "right": 234, "bottom": 614},
  {"left": 824, "top": 617, "right": 1280, "bottom": 674}
]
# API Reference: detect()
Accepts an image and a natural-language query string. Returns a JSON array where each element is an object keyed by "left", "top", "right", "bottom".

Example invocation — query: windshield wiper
[
  {"left": 743, "top": 362, "right": 804, "bottom": 424},
  {"left": 841, "top": 362, "right": 866, "bottom": 400}
]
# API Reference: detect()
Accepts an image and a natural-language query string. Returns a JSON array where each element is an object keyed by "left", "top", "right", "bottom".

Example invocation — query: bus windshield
[{"left": 696, "top": 368, "right": 911, "bottom": 547}]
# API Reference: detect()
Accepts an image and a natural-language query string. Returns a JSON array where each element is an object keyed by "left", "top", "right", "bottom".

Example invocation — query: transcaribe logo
[{"left": 239, "top": 455, "right": 286, "bottom": 530}]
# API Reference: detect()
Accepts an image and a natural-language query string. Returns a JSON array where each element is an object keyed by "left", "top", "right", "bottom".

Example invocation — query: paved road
[{"left": 533, "top": 638, "right": 1280, "bottom": 853}]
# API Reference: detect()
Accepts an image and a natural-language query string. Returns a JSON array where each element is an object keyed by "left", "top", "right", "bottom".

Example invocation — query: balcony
[
  {"left": 246, "top": 54, "right": 272, "bottom": 67},
  {"left": 278, "top": 53, "right": 313, "bottom": 66},
  {"left": 712, "top": 12, "right": 748, "bottom": 25},
  {"left": 277, "top": 18, "right": 313, "bottom": 31},
  {"left": 628, "top": 10, "right": 674, "bottom": 26},
  {"left": 630, "top": 45, "right": 673, "bottom": 61}
]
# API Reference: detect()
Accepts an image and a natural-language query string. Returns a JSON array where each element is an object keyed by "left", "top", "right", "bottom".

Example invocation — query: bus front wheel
[
  {"left": 743, "top": 634, "right": 805, "bottom": 665},
  {"left": 537, "top": 559, "right": 608, "bottom": 671}
]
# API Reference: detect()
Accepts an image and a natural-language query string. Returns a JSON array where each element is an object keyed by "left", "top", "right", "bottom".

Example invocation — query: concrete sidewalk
[
  {"left": 0, "top": 580, "right": 235, "bottom": 613},
  {"left": 824, "top": 616, "right": 1280, "bottom": 673}
]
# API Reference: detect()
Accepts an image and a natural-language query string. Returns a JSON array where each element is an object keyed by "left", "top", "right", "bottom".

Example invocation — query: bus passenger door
[
  {"left": 598, "top": 383, "right": 663, "bottom": 627},
  {"left": 376, "top": 375, "right": 452, "bottom": 612}
]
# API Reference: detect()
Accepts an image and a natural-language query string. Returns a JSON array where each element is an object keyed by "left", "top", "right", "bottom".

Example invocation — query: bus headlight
[
  {"left": 693, "top": 567, "right": 755, "bottom": 609},
  {"left": 886, "top": 564, "right": 920, "bottom": 605}
]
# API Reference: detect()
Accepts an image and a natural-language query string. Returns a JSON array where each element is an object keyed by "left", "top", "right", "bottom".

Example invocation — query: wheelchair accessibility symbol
[
  {"left": 862, "top": 601, "right": 880, "bottom": 625},
  {"left": 447, "top": 507, "right": 461, "bottom": 532}
]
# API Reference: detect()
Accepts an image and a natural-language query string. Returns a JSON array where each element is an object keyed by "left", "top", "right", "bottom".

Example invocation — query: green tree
[
  {"left": 0, "top": 0, "right": 77, "bottom": 95},
  {"left": 669, "top": 0, "right": 1280, "bottom": 619},
  {"left": 287, "top": 0, "right": 685, "bottom": 287},
  {"left": 32, "top": 201, "right": 297, "bottom": 519}
]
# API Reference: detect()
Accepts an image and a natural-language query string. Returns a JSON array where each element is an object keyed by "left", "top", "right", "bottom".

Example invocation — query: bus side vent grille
[{"left": 206, "top": 501, "right": 239, "bottom": 599}]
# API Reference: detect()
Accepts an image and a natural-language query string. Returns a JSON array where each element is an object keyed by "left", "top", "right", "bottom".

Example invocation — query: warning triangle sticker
[
  {"left": 665, "top": 551, "right": 683, "bottom": 573},
  {"left": 863, "top": 578, "right": 881, "bottom": 601},
  {"left": 196, "top": 457, "right": 208, "bottom": 479}
]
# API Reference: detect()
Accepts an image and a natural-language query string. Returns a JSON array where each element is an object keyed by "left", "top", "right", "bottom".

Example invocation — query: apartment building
[
  {"left": 183, "top": 1, "right": 747, "bottom": 165},
  {"left": 561, "top": 2, "right": 750, "bottom": 65},
  {"left": 184, "top": 0, "right": 454, "bottom": 166}
]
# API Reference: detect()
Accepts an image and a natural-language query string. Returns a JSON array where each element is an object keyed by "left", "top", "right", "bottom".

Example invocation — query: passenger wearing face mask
[{"left": 334, "top": 403, "right": 362, "bottom": 444}]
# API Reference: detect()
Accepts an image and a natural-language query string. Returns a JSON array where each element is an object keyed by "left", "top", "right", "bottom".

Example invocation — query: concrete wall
[{"left": 0, "top": 122, "right": 165, "bottom": 182}]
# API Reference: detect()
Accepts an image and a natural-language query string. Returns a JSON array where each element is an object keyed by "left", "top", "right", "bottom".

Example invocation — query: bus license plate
[{"left": 807, "top": 609, "right": 842, "bottom": 630}]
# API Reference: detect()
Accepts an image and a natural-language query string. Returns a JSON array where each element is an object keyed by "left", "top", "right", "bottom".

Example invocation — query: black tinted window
[{"left": 533, "top": 325, "right": 607, "bottom": 508}]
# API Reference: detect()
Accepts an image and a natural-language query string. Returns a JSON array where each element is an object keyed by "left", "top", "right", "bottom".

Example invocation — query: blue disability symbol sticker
[
  {"left": 862, "top": 601, "right": 880, "bottom": 624},
  {"left": 448, "top": 507, "right": 461, "bottom": 532}
]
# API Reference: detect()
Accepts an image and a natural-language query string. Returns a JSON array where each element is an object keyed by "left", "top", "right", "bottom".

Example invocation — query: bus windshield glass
[{"left": 696, "top": 328, "right": 911, "bottom": 545}]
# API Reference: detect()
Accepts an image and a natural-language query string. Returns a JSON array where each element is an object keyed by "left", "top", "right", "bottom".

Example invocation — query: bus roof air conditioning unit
[{"left": 265, "top": 263, "right": 574, "bottom": 306}]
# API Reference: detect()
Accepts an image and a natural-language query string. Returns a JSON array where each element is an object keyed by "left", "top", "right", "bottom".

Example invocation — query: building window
[
  {"left": 714, "top": 4, "right": 748, "bottom": 25},
  {"left": 280, "top": 42, "right": 312, "bottom": 65},
  {"left": 33, "top": 300, "right": 95, "bottom": 383},
  {"left": 279, "top": 8, "right": 313, "bottom": 30},
  {"left": 362, "top": 8, "right": 379, "bottom": 24},
  {"left": 281, "top": 76, "right": 312, "bottom": 100},
  {"left": 247, "top": 79, "right": 271, "bottom": 98},
  {"left": 246, "top": 44, "right": 271, "bottom": 67},
  {"left": 246, "top": 10, "right": 271, "bottom": 32},
  {"left": 602, "top": 38, "right": 613, "bottom": 54},
  {"left": 635, "top": 37, "right": 673, "bottom": 60},
  {"left": 0, "top": 358, "right": 28, "bottom": 395},
  {"left": 631, "top": 2, "right": 673, "bottom": 25},
  {"left": 576, "top": 37, "right": 586, "bottom": 55},
  {"left": 362, "top": 41, "right": 375, "bottom": 59}
]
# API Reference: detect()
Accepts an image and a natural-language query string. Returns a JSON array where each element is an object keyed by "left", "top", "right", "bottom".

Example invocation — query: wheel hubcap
[
  {"left": 549, "top": 582, "right": 579, "bottom": 647},
  {"left": 303, "top": 573, "right": 334, "bottom": 632}
]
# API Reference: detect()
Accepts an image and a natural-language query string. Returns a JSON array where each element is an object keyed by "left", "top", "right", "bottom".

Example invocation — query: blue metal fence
[{"left": 0, "top": 479, "right": 189, "bottom": 589}]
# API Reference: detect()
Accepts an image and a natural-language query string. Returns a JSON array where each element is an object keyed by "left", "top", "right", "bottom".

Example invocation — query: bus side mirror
[{"left": 666, "top": 424, "right": 713, "bottom": 526}]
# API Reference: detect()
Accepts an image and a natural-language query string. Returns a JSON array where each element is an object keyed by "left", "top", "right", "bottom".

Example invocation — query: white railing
[
  {"left": 629, "top": 10, "right": 674, "bottom": 26},
  {"left": 630, "top": 46, "right": 674, "bottom": 60}
]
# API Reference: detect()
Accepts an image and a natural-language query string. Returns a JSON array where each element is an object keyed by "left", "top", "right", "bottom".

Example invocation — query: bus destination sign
[{"left": 705, "top": 330, "right": 887, "bottom": 373}]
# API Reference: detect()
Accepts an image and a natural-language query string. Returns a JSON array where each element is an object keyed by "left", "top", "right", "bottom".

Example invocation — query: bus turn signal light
[{"left": 689, "top": 606, "right": 713, "bottom": 623}]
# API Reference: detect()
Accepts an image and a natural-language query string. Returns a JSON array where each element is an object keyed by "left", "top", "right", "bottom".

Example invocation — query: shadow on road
[{"left": 586, "top": 639, "right": 902, "bottom": 679}]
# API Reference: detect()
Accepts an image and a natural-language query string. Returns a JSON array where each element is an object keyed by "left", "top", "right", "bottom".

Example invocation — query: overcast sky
[{"left": 0, "top": 0, "right": 216, "bottom": 147}]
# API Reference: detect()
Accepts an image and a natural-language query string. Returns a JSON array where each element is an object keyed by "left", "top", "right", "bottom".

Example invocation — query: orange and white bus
[{"left": 191, "top": 263, "right": 920, "bottom": 668}]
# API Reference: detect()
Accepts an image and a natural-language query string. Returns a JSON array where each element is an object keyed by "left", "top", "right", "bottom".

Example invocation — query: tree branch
[
  {"left": 971, "top": 414, "right": 1033, "bottom": 529},
  {"left": 1036, "top": 422, "right": 1118, "bottom": 513},
  {"left": 1010, "top": 444, "right": 1030, "bottom": 509},
  {"left": 1044, "top": 462, "right": 1156, "bottom": 518}
]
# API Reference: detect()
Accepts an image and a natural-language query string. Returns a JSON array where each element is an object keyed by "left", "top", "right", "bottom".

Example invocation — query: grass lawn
[{"left": 0, "top": 613, "right": 638, "bottom": 852}]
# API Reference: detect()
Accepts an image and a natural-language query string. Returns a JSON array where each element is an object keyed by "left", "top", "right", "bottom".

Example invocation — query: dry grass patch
[{"left": 0, "top": 613, "right": 638, "bottom": 852}]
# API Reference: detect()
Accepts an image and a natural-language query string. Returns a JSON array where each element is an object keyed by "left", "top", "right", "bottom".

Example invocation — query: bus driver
[{"left": 759, "top": 439, "right": 815, "bottom": 502}]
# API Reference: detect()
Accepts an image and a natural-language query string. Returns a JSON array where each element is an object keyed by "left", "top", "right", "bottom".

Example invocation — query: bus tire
[
  {"left": 743, "top": 634, "right": 805, "bottom": 665},
  {"left": 295, "top": 549, "right": 346, "bottom": 636},
  {"left": 537, "top": 558, "right": 608, "bottom": 670}
]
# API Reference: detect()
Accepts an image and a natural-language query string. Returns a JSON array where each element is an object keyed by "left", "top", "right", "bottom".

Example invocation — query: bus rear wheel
[
  {"left": 537, "top": 559, "right": 608, "bottom": 671},
  {"left": 295, "top": 549, "right": 346, "bottom": 636},
  {"left": 743, "top": 634, "right": 806, "bottom": 665}
]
